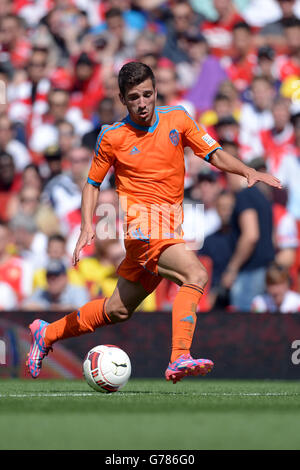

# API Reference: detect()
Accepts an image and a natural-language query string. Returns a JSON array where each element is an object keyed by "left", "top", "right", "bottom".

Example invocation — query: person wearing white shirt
[
  {"left": 239, "top": 76, "right": 275, "bottom": 162},
  {"left": 251, "top": 262, "right": 300, "bottom": 312}
]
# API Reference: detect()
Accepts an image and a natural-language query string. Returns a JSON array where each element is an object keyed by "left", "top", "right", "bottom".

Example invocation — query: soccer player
[{"left": 27, "top": 62, "right": 281, "bottom": 383}]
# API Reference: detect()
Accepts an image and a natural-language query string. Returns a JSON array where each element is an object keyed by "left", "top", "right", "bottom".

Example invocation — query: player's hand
[
  {"left": 72, "top": 227, "right": 95, "bottom": 266},
  {"left": 247, "top": 169, "right": 282, "bottom": 189}
]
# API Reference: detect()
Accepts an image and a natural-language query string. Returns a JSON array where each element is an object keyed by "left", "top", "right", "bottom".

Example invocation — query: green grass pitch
[{"left": 0, "top": 378, "right": 300, "bottom": 450}]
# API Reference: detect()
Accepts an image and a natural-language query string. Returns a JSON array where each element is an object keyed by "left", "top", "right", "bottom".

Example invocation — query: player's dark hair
[{"left": 118, "top": 62, "right": 156, "bottom": 97}]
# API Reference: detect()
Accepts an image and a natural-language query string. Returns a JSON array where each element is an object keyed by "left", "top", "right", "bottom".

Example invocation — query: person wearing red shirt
[
  {"left": 275, "top": 17, "right": 300, "bottom": 81},
  {"left": 0, "top": 221, "right": 33, "bottom": 304},
  {"left": 225, "top": 22, "right": 257, "bottom": 92},
  {"left": 201, "top": 0, "right": 245, "bottom": 58},
  {"left": 0, "top": 14, "right": 31, "bottom": 68}
]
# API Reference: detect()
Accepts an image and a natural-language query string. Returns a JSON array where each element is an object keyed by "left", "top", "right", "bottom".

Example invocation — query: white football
[{"left": 83, "top": 345, "right": 131, "bottom": 393}]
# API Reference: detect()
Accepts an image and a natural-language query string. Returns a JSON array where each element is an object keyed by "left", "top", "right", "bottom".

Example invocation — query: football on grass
[{"left": 83, "top": 345, "right": 131, "bottom": 393}]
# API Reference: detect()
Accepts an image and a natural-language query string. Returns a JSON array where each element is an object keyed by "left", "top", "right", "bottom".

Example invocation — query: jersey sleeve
[
  {"left": 181, "top": 109, "right": 222, "bottom": 161},
  {"left": 87, "top": 129, "right": 115, "bottom": 188}
]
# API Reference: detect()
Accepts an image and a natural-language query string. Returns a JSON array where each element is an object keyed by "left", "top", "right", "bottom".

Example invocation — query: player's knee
[
  {"left": 107, "top": 305, "right": 133, "bottom": 324},
  {"left": 183, "top": 265, "right": 208, "bottom": 288}
]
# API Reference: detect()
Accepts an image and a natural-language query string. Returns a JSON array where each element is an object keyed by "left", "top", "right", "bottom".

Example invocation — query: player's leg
[
  {"left": 45, "top": 276, "right": 150, "bottom": 343},
  {"left": 157, "top": 243, "right": 213, "bottom": 382},
  {"left": 27, "top": 277, "right": 149, "bottom": 378}
]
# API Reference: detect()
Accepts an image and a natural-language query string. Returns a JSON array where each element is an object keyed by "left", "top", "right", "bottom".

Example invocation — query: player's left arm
[{"left": 210, "top": 148, "right": 282, "bottom": 189}]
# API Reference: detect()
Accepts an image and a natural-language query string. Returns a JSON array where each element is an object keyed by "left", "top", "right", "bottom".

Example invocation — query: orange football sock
[
  {"left": 44, "top": 298, "right": 111, "bottom": 347},
  {"left": 171, "top": 283, "right": 204, "bottom": 363}
]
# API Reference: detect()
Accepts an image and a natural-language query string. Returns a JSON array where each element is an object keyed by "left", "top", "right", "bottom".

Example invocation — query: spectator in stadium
[
  {"left": 154, "top": 58, "right": 195, "bottom": 114},
  {"left": 274, "top": 112, "right": 300, "bottom": 220},
  {"left": 39, "top": 6, "right": 85, "bottom": 64},
  {"left": 199, "top": 189, "right": 235, "bottom": 309},
  {"left": 0, "top": 13, "right": 31, "bottom": 69},
  {"left": 23, "top": 259, "right": 90, "bottom": 311},
  {"left": 225, "top": 22, "right": 257, "bottom": 93},
  {"left": 201, "top": 0, "right": 245, "bottom": 58},
  {"left": 57, "top": 120, "right": 78, "bottom": 159},
  {"left": 201, "top": 93, "right": 230, "bottom": 126},
  {"left": 255, "top": 46, "right": 282, "bottom": 93},
  {"left": 103, "top": 7, "right": 139, "bottom": 66},
  {"left": 6, "top": 184, "right": 60, "bottom": 237},
  {"left": 82, "top": 97, "right": 116, "bottom": 151},
  {"left": 0, "top": 113, "right": 30, "bottom": 173},
  {"left": 0, "top": 151, "right": 21, "bottom": 222},
  {"left": 249, "top": 156, "right": 298, "bottom": 269},
  {"left": 162, "top": 0, "right": 203, "bottom": 64},
  {"left": 13, "top": 47, "right": 50, "bottom": 125},
  {"left": 183, "top": 169, "right": 222, "bottom": 241},
  {"left": 21, "top": 164, "right": 43, "bottom": 192},
  {"left": 0, "top": 0, "right": 12, "bottom": 20},
  {"left": 28, "top": 88, "right": 69, "bottom": 154},
  {"left": 0, "top": 63, "right": 12, "bottom": 116},
  {"left": 180, "top": 31, "right": 228, "bottom": 114},
  {"left": 0, "top": 220, "right": 33, "bottom": 304},
  {"left": 260, "top": 0, "right": 298, "bottom": 48},
  {"left": 9, "top": 213, "right": 48, "bottom": 270},
  {"left": 239, "top": 76, "right": 275, "bottom": 162},
  {"left": 0, "top": 281, "right": 18, "bottom": 310},
  {"left": 251, "top": 262, "right": 300, "bottom": 313},
  {"left": 41, "top": 146, "right": 91, "bottom": 220},
  {"left": 214, "top": 115, "right": 240, "bottom": 143},
  {"left": 29, "top": 88, "right": 92, "bottom": 154},
  {"left": 42, "top": 145, "right": 63, "bottom": 183},
  {"left": 276, "top": 17, "right": 300, "bottom": 81},
  {"left": 101, "top": 71, "right": 127, "bottom": 121},
  {"left": 70, "top": 52, "right": 103, "bottom": 118},
  {"left": 218, "top": 79, "right": 242, "bottom": 118},
  {"left": 223, "top": 164, "right": 275, "bottom": 311},
  {"left": 98, "top": 0, "right": 147, "bottom": 33},
  {"left": 259, "top": 96, "right": 295, "bottom": 174},
  {"left": 33, "top": 233, "right": 84, "bottom": 291},
  {"left": 135, "top": 30, "right": 162, "bottom": 66}
]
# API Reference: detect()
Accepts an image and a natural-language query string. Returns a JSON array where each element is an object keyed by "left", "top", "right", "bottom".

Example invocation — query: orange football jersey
[{"left": 88, "top": 105, "right": 221, "bottom": 239}]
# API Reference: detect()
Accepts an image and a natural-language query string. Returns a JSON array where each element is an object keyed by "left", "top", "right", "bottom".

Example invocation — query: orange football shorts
[{"left": 117, "top": 237, "right": 185, "bottom": 294}]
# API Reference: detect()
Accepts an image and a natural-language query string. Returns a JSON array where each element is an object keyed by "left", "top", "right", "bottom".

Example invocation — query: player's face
[{"left": 120, "top": 78, "right": 157, "bottom": 127}]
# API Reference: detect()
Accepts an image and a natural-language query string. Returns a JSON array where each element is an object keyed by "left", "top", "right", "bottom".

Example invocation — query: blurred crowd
[{"left": 1, "top": 0, "right": 300, "bottom": 313}]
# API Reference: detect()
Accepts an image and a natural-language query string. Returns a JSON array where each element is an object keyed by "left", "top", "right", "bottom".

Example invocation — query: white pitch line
[
  {"left": 0, "top": 392, "right": 299, "bottom": 398},
  {"left": 0, "top": 393, "right": 95, "bottom": 398}
]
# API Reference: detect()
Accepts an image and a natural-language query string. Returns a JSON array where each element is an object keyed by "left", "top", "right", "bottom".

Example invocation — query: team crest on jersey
[{"left": 169, "top": 129, "right": 180, "bottom": 146}]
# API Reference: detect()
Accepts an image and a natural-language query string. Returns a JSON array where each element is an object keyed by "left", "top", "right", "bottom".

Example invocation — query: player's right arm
[
  {"left": 72, "top": 128, "right": 115, "bottom": 266},
  {"left": 72, "top": 182, "right": 99, "bottom": 266}
]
